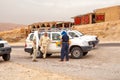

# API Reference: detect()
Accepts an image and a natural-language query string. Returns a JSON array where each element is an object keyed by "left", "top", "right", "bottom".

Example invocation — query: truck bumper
[
  {"left": 0, "top": 47, "right": 11, "bottom": 56},
  {"left": 81, "top": 46, "right": 92, "bottom": 52},
  {"left": 24, "top": 48, "right": 33, "bottom": 54},
  {"left": 89, "top": 40, "right": 99, "bottom": 47},
  {"left": 93, "top": 40, "right": 99, "bottom": 45}
]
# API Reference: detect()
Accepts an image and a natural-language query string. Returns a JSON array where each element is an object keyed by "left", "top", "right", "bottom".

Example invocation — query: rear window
[
  {"left": 38, "top": 34, "right": 41, "bottom": 39},
  {"left": 29, "top": 34, "right": 34, "bottom": 41},
  {"left": 29, "top": 33, "right": 42, "bottom": 41}
]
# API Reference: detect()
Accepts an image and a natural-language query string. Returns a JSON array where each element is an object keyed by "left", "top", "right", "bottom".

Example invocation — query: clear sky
[{"left": 0, "top": 0, "right": 120, "bottom": 24}]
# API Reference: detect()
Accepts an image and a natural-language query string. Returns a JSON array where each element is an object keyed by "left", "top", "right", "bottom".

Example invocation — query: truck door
[{"left": 47, "top": 32, "right": 61, "bottom": 53}]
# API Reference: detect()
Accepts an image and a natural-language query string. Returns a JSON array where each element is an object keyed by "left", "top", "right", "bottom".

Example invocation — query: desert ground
[{"left": 0, "top": 43, "right": 120, "bottom": 80}]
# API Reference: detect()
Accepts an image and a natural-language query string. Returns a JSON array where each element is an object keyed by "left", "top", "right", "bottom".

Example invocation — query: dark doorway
[
  {"left": 92, "top": 14, "right": 96, "bottom": 23},
  {"left": 41, "top": 24, "right": 46, "bottom": 27}
]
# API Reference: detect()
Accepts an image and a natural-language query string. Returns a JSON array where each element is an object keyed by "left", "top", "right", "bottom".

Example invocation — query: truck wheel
[
  {"left": 83, "top": 52, "right": 88, "bottom": 56},
  {"left": 93, "top": 43, "right": 96, "bottom": 47},
  {"left": 36, "top": 51, "right": 43, "bottom": 58},
  {"left": 71, "top": 47, "right": 83, "bottom": 59},
  {"left": 2, "top": 54, "right": 10, "bottom": 61},
  {"left": 46, "top": 54, "right": 52, "bottom": 57}
]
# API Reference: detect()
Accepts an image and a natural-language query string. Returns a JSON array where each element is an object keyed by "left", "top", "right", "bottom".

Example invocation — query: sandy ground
[
  {"left": 0, "top": 61, "right": 73, "bottom": 80},
  {"left": 0, "top": 44, "right": 120, "bottom": 80}
]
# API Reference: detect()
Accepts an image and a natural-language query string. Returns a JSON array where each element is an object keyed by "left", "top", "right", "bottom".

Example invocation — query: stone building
[
  {"left": 73, "top": 5, "right": 120, "bottom": 25},
  {"left": 94, "top": 5, "right": 120, "bottom": 22},
  {"left": 72, "top": 13, "right": 95, "bottom": 25}
]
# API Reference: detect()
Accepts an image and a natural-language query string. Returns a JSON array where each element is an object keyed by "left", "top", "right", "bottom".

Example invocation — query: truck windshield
[
  {"left": 68, "top": 32, "right": 79, "bottom": 38},
  {"left": 75, "top": 31, "right": 84, "bottom": 36}
]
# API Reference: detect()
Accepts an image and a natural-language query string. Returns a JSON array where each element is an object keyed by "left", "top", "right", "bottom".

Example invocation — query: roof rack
[{"left": 31, "top": 27, "right": 72, "bottom": 33}]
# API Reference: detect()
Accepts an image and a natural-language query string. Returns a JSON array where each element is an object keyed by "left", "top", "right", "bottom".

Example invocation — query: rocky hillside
[
  {"left": 72, "top": 20, "right": 120, "bottom": 42},
  {"left": 0, "top": 23, "right": 26, "bottom": 32},
  {"left": 0, "top": 27, "right": 27, "bottom": 42},
  {"left": 0, "top": 20, "right": 120, "bottom": 42}
]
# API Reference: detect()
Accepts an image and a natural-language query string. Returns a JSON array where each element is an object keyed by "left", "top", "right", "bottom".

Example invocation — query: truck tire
[
  {"left": 83, "top": 52, "right": 88, "bottom": 56},
  {"left": 36, "top": 51, "right": 43, "bottom": 58},
  {"left": 2, "top": 54, "right": 10, "bottom": 61},
  {"left": 71, "top": 47, "right": 83, "bottom": 59},
  {"left": 46, "top": 54, "right": 52, "bottom": 57}
]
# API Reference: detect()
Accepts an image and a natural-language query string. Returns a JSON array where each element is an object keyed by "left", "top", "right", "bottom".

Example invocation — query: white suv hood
[
  {"left": 80, "top": 35, "right": 97, "bottom": 41},
  {"left": 0, "top": 41, "right": 7, "bottom": 44}
]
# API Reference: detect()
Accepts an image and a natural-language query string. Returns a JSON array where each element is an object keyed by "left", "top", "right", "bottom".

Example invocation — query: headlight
[
  {"left": 81, "top": 41, "right": 89, "bottom": 46},
  {"left": 88, "top": 41, "right": 93, "bottom": 45},
  {"left": 96, "top": 37, "right": 98, "bottom": 40}
]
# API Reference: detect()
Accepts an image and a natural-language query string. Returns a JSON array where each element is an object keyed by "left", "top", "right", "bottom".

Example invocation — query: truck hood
[
  {"left": 79, "top": 35, "right": 97, "bottom": 41},
  {"left": 70, "top": 38, "right": 89, "bottom": 46},
  {"left": 0, "top": 40, "right": 7, "bottom": 44},
  {"left": 83, "top": 35, "right": 97, "bottom": 38}
]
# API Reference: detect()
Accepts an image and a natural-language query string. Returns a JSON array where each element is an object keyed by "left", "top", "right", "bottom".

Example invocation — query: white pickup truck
[
  {"left": 0, "top": 38, "right": 11, "bottom": 61},
  {"left": 24, "top": 30, "right": 93, "bottom": 59},
  {"left": 67, "top": 30, "right": 99, "bottom": 47}
]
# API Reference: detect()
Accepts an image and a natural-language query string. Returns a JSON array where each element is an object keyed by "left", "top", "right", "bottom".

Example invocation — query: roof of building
[
  {"left": 72, "top": 12, "right": 94, "bottom": 18},
  {"left": 94, "top": 5, "right": 120, "bottom": 12}
]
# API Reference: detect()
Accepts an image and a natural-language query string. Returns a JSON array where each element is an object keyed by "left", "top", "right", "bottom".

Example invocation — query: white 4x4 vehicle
[
  {"left": 24, "top": 30, "right": 92, "bottom": 59},
  {"left": 67, "top": 30, "right": 99, "bottom": 47},
  {"left": 0, "top": 38, "right": 11, "bottom": 61}
]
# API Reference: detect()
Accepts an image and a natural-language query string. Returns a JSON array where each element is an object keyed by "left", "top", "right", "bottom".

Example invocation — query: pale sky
[{"left": 0, "top": 0, "right": 120, "bottom": 24}]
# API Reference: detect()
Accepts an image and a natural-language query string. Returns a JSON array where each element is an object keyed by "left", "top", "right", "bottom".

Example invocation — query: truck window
[
  {"left": 75, "top": 31, "right": 84, "bottom": 36},
  {"left": 68, "top": 32, "right": 79, "bottom": 38},
  {"left": 29, "top": 34, "right": 34, "bottom": 41},
  {"left": 38, "top": 33, "right": 42, "bottom": 39},
  {"left": 52, "top": 33, "right": 60, "bottom": 41}
]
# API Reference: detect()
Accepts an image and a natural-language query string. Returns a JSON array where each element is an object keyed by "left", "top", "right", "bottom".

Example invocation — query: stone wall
[{"left": 94, "top": 5, "right": 120, "bottom": 21}]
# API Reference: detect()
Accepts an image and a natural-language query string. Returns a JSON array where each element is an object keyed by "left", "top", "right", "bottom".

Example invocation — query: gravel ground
[
  {"left": 0, "top": 45, "right": 120, "bottom": 80},
  {"left": 0, "top": 61, "right": 73, "bottom": 80}
]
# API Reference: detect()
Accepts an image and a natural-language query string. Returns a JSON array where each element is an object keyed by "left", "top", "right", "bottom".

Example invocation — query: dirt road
[{"left": 0, "top": 44, "right": 120, "bottom": 80}]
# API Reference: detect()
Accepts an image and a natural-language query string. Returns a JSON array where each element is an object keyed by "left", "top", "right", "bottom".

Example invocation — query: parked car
[
  {"left": 24, "top": 29, "right": 93, "bottom": 59},
  {"left": 0, "top": 38, "right": 11, "bottom": 61},
  {"left": 67, "top": 30, "right": 99, "bottom": 47}
]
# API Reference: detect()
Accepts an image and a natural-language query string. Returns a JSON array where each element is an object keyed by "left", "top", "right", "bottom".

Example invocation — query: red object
[
  {"left": 84, "top": 15, "right": 90, "bottom": 24},
  {"left": 81, "top": 15, "right": 90, "bottom": 24},
  {"left": 95, "top": 14, "right": 105, "bottom": 22},
  {"left": 74, "top": 17, "right": 81, "bottom": 25}
]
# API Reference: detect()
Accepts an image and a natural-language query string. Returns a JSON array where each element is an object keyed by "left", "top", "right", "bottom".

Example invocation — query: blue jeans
[{"left": 61, "top": 42, "right": 69, "bottom": 60}]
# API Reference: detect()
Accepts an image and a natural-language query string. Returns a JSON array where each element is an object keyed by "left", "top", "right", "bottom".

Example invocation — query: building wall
[{"left": 94, "top": 6, "right": 120, "bottom": 21}]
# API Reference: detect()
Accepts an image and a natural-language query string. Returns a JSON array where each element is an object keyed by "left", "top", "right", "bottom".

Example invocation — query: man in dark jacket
[{"left": 60, "top": 31, "right": 69, "bottom": 61}]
